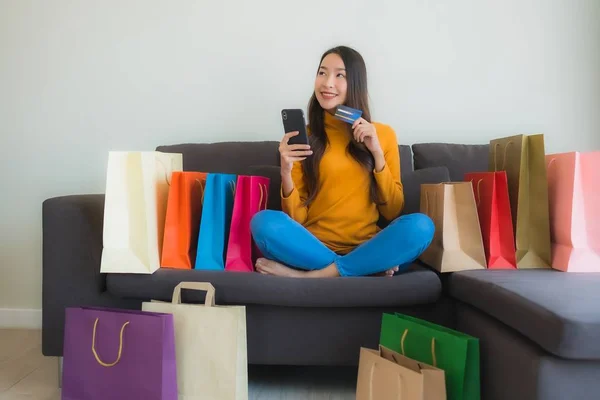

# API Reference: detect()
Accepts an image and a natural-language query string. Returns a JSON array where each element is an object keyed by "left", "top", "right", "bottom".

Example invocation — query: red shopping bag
[
  {"left": 546, "top": 152, "right": 600, "bottom": 272},
  {"left": 465, "top": 172, "right": 517, "bottom": 269},
  {"left": 161, "top": 172, "right": 207, "bottom": 269},
  {"left": 225, "top": 175, "right": 270, "bottom": 272}
]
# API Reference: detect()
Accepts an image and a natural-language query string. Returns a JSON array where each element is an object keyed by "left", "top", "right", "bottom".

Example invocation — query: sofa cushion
[
  {"left": 400, "top": 166, "right": 451, "bottom": 215},
  {"left": 107, "top": 264, "right": 441, "bottom": 308},
  {"left": 157, "top": 141, "right": 280, "bottom": 174},
  {"left": 449, "top": 270, "right": 600, "bottom": 360},
  {"left": 247, "top": 165, "right": 282, "bottom": 211},
  {"left": 412, "top": 143, "right": 488, "bottom": 181}
]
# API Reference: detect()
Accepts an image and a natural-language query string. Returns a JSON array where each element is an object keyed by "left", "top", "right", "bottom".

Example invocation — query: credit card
[{"left": 334, "top": 105, "right": 363, "bottom": 124}]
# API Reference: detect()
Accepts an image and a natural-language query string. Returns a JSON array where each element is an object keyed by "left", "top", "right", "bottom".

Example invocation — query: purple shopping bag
[{"left": 62, "top": 307, "right": 178, "bottom": 400}]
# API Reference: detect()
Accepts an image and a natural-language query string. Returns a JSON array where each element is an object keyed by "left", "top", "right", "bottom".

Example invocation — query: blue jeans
[{"left": 250, "top": 210, "right": 435, "bottom": 277}]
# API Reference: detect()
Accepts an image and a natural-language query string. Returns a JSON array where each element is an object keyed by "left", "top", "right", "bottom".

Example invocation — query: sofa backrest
[
  {"left": 157, "top": 142, "right": 413, "bottom": 176},
  {"left": 156, "top": 141, "right": 280, "bottom": 174},
  {"left": 155, "top": 141, "right": 487, "bottom": 217},
  {"left": 411, "top": 143, "right": 489, "bottom": 181}
]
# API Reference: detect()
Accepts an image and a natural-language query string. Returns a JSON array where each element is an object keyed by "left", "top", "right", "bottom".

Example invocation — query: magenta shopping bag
[
  {"left": 62, "top": 307, "right": 177, "bottom": 400},
  {"left": 225, "top": 175, "right": 270, "bottom": 272}
]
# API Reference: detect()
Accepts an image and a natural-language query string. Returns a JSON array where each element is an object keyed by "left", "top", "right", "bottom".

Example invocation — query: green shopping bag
[{"left": 380, "top": 313, "right": 480, "bottom": 400}]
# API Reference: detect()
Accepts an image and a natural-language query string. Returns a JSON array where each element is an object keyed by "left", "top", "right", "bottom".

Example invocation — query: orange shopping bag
[{"left": 161, "top": 171, "right": 208, "bottom": 269}]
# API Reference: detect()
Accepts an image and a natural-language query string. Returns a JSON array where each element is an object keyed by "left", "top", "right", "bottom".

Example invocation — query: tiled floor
[{"left": 0, "top": 329, "right": 357, "bottom": 399}]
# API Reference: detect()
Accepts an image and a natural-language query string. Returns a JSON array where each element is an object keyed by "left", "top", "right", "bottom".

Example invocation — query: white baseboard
[{"left": 0, "top": 308, "right": 42, "bottom": 329}]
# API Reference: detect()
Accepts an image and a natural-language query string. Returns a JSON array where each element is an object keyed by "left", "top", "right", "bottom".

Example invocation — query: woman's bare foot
[
  {"left": 255, "top": 258, "right": 305, "bottom": 277},
  {"left": 373, "top": 266, "right": 400, "bottom": 277},
  {"left": 255, "top": 258, "right": 340, "bottom": 278}
]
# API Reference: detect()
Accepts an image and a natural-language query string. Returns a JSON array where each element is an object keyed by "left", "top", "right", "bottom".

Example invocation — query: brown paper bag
[
  {"left": 356, "top": 345, "right": 446, "bottom": 400},
  {"left": 418, "top": 183, "right": 486, "bottom": 273},
  {"left": 489, "top": 134, "right": 552, "bottom": 268}
]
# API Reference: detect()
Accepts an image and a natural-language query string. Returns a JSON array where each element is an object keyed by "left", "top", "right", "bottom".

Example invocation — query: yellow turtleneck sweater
[{"left": 281, "top": 112, "right": 405, "bottom": 254}]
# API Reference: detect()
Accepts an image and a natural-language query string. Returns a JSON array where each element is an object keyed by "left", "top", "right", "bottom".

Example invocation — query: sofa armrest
[{"left": 42, "top": 194, "right": 140, "bottom": 356}]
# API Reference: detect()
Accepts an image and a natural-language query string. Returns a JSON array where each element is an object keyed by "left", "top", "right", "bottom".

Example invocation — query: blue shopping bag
[{"left": 194, "top": 173, "right": 237, "bottom": 270}]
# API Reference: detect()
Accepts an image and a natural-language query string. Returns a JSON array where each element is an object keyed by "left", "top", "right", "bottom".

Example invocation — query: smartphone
[{"left": 281, "top": 109, "right": 309, "bottom": 145}]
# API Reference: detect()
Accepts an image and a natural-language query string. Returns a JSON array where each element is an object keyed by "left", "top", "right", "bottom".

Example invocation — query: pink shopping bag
[
  {"left": 546, "top": 152, "right": 600, "bottom": 272},
  {"left": 225, "top": 175, "right": 270, "bottom": 272}
]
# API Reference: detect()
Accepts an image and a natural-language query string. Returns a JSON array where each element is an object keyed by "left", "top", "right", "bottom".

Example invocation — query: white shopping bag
[
  {"left": 142, "top": 282, "right": 248, "bottom": 400},
  {"left": 100, "top": 151, "right": 182, "bottom": 274}
]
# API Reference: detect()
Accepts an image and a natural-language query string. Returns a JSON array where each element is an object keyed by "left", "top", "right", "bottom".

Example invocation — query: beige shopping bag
[
  {"left": 100, "top": 151, "right": 182, "bottom": 274},
  {"left": 489, "top": 134, "right": 552, "bottom": 268},
  {"left": 418, "top": 183, "right": 486, "bottom": 273},
  {"left": 356, "top": 345, "right": 446, "bottom": 400},
  {"left": 142, "top": 282, "right": 248, "bottom": 400}
]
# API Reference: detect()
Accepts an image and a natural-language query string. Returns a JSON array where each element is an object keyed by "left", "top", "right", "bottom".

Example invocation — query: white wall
[{"left": 1, "top": 0, "right": 599, "bottom": 317}]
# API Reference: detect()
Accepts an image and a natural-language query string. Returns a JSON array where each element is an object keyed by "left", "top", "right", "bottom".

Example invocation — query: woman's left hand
[{"left": 352, "top": 118, "right": 382, "bottom": 155}]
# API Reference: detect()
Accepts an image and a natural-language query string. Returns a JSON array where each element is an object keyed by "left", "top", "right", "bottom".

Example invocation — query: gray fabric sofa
[{"left": 42, "top": 141, "right": 600, "bottom": 399}]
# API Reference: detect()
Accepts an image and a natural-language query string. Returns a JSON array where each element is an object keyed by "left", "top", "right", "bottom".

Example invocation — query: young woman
[{"left": 250, "top": 46, "right": 434, "bottom": 278}]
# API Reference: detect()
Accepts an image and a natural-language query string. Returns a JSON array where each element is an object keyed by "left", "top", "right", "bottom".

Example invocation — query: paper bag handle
[
  {"left": 400, "top": 329, "right": 437, "bottom": 367},
  {"left": 195, "top": 179, "right": 206, "bottom": 205},
  {"left": 367, "top": 361, "right": 404, "bottom": 400},
  {"left": 493, "top": 141, "right": 513, "bottom": 171},
  {"left": 157, "top": 157, "right": 177, "bottom": 186},
  {"left": 171, "top": 282, "right": 216, "bottom": 306},
  {"left": 470, "top": 179, "right": 483, "bottom": 207},
  {"left": 547, "top": 158, "right": 556, "bottom": 170},
  {"left": 258, "top": 183, "right": 268, "bottom": 211},
  {"left": 92, "top": 317, "right": 129, "bottom": 367},
  {"left": 368, "top": 362, "right": 404, "bottom": 400}
]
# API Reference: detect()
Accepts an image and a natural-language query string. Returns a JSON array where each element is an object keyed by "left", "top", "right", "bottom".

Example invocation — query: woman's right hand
[{"left": 279, "top": 131, "right": 312, "bottom": 176}]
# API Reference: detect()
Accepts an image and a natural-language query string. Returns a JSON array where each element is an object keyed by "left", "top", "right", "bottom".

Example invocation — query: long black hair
[{"left": 302, "top": 46, "right": 383, "bottom": 206}]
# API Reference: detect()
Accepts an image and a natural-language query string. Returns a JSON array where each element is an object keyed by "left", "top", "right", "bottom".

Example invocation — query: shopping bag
[
  {"left": 100, "top": 151, "right": 183, "bottom": 274},
  {"left": 380, "top": 313, "right": 480, "bottom": 400},
  {"left": 142, "top": 282, "right": 247, "bottom": 400},
  {"left": 62, "top": 306, "right": 177, "bottom": 400},
  {"left": 194, "top": 173, "right": 237, "bottom": 270},
  {"left": 489, "top": 134, "right": 552, "bottom": 268},
  {"left": 464, "top": 172, "right": 517, "bottom": 269},
  {"left": 225, "top": 175, "right": 270, "bottom": 272},
  {"left": 356, "top": 345, "right": 446, "bottom": 400},
  {"left": 161, "top": 172, "right": 208, "bottom": 269},
  {"left": 419, "top": 183, "right": 486, "bottom": 272},
  {"left": 546, "top": 152, "right": 600, "bottom": 272}
]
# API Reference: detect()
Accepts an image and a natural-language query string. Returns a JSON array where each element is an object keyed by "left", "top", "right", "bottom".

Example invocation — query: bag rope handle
[
  {"left": 195, "top": 178, "right": 206, "bottom": 205},
  {"left": 258, "top": 183, "right": 269, "bottom": 211},
  {"left": 493, "top": 141, "right": 514, "bottom": 171},
  {"left": 92, "top": 318, "right": 130, "bottom": 367},
  {"left": 156, "top": 157, "right": 177, "bottom": 186},
  {"left": 470, "top": 179, "right": 483, "bottom": 207},
  {"left": 400, "top": 328, "right": 437, "bottom": 368}
]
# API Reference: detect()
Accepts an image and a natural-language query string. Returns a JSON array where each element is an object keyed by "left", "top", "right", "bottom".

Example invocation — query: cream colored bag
[
  {"left": 419, "top": 183, "right": 487, "bottom": 272},
  {"left": 142, "top": 282, "right": 248, "bottom": 400},
  {"left": 100, "top": 151, "right": 182, "bottom": 274}
]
